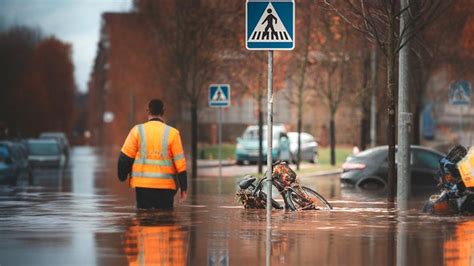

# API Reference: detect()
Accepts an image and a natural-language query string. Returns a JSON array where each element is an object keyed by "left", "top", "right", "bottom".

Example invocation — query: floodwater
[{"left": 0, "top": 147, "right": 473, "bottom": 266}]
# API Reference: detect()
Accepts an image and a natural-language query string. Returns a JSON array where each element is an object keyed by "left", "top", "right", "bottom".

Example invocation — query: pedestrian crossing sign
[
  {"left": 209, "top": 84, "right": 231, "bottom": 107},
  {"left": 246, "top": 0, "right": 295, "bottom": 50}
]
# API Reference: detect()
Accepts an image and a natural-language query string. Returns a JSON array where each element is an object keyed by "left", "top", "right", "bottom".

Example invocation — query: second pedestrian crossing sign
[
  {"left": 246, "top": 0, "right": 294, "bottom": 50},
  {"left": 209, "top": 84, "right": 231, "bottom": 107}
]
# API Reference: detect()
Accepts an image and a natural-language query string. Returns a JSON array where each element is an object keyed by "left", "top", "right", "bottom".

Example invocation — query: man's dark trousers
[{"left": 135, "top": 188, "right": 176, "bottom": 210}]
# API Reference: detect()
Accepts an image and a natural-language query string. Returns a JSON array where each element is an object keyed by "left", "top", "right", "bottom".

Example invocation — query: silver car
[
  {"left": 27, "top": 139, "right": 65, "bottom": 168},
  {"left": 288, "top": 132, "right": 318, "bottom": 164}
]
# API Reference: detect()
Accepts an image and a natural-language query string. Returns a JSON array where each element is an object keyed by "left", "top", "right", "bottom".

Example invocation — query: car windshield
[
  {"left": 347, "top": 148, "right": 386, "bottom": 162},
  {"left": 242, "top": 129, "right": 282, "bottom": 140},
  {"left": 0, "top": 146, "right": 9, "bottom": 162},
  {"left": 288, "top": 133, "right": 312, "bottom": 142},
  {"left": 28, "top": 142, "right": 60, "bottom": 155},
  {"left": 40, "top": 132, "right": 65, "bottom": 138}
]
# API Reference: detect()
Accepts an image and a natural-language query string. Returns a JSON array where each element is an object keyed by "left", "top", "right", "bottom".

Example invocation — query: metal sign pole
[
  {"left": 460, "top": 105, "right": 463, "bottom": 145},
  {"left": 266, "top": 50, "right": 273, "bottom": 224},
  {"left": 218, "top": 107, "right": 222, "bottom": 178}
]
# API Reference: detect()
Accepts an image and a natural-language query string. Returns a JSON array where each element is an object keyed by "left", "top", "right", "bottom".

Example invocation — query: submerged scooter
[{"left": 423, "top": 145, "right": 474, "bottom": 214}]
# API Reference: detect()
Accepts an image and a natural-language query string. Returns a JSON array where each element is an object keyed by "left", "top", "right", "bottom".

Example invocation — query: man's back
[{"left": 117, "top": 98, "right": 188, "bottom": 210}]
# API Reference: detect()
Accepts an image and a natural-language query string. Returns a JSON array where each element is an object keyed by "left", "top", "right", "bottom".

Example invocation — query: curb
[
  {"left": 197, "top": 162, "right": 235, "bottom": 169},
  {"left": 299, "top": 169, "right": 342, "bottom": 178}
]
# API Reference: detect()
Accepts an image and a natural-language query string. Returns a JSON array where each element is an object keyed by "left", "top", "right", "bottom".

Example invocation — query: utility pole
[{"left": 397, "top": 0, "right": 413, "bottom": 210}]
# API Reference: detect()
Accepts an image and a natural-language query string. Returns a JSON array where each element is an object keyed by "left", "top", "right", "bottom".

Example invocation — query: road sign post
[
  {"left": 246, "top": 0, "right": 294, "bottom": 227},
  {"left": 266, "top": 50, "right": 273, "bottom": 223},
  {"left": 209, "top": 84, "right": 231, "bottom": 180}
]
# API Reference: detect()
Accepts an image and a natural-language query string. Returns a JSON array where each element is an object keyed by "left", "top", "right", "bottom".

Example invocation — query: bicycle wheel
[
  {"left": 285, "top": 186, "right": 332, "bottom": 211},
  {"left": 260, "top": 191, "right": 283, "bottom": 209}
]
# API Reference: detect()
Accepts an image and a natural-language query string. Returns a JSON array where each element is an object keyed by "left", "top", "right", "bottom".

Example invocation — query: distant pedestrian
[{"left": 118, "top": 99, "right": 187, "bottom": 210}]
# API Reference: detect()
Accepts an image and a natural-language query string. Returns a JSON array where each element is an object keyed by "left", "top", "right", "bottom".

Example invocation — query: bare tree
[
  {"left": 306, "top": 12, "right": 352, "bottom": 166},
  {"left": 321, "top": 0, "right": 451, "bottom": 203},
  {"left": 292, "top": 0, "right": 313, "bottom": 170},
  {"left": 230, "top": 51, "right": 266, "bottom": 173},
  {"left": 137, "top": 0, "right": 241, "bottom": 179}
]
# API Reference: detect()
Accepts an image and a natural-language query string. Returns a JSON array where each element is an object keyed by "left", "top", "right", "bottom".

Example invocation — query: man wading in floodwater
[
  {"left": 262, "top": 8, "right": 278, "bottom": 39},
  {"left": 118, "top": 99, "right": 188, "bottom": 210}
]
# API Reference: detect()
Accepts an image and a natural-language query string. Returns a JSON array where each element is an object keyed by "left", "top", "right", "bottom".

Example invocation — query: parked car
[
  {"left": 0, "top": 141, "right": 31, "bottom": 185},
  {"left": 27, "top": 139, "right": 65, "bottom": 168},
  {"left": 341, "top": 145, "right": 445, "bottom": 190},
  {"left": 235, "top": 124, "right": 291, "bottom": 165},
  {"left": 287, "top": 132, "right": 318, "bottom": 164},
  {"left": 39, "top": 132, "right": 69, "bottom": 161}
]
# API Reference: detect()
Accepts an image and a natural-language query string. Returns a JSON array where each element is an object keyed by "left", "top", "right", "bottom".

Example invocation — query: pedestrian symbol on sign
[
  {"left": 209, "top": 84, "right": 231, "bottom": 107},
  {"left": 249, "top": 2, "right": 292, "bottom": 42},
  {"left": 212, "top": 88, "right": 227, "bottom": 101},
  {"left": 262, "top": 8, "right": 277, "bottom": 39}
]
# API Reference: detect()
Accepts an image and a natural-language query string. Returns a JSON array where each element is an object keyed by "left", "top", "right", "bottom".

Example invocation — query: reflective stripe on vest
[
  {"left": 138, "top": 124, "right": 147, "bottom": 159},
  {"left": 173, "top": 153, "right": 185, "bottom": 161},
  {"left": 131, "top": 124, "right": 176, "bottom": 188},
  {"left": 133, "top": 158, "right": 173, "bottom": 167},
  {"left": 162, "top": 125, "right": 171, "bottom": 158},
  {"left": 131, "top": 172, "right": 175, "bottom": 179}
]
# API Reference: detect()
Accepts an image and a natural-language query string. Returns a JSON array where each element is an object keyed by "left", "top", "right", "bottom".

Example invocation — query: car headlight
[{"left": 236, "top": 143, "right": 244, "bottom": 150}]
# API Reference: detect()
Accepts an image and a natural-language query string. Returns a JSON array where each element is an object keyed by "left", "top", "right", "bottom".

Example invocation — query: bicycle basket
[{"left": 273, "top": 162, "right": 297, "bottom": 186}]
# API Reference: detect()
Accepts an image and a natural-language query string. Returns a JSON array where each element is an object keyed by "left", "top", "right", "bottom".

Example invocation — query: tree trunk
[
  {"left": 360, "top": 111, "right": 369, "bottom": 150},
  {"left": 191, "top": 102, "right": 198, "bottom": 179},
  {"left": 330, "top": 116, "right": 336, "bottom": 166},
  {"left": 258, "top": 93, "right": 263, "bottom": 174},
  {"left": 370, "top": 47, "right": 378, "bottom": 148},
  {"left": 360, "top": 51, "right": 371, "bottom": 151},
  {"left": 387, "top": 6, "right": 397, "bottom": 205},
  {"left": 297, "top": 106, "right": 302, "bottom": 169}
]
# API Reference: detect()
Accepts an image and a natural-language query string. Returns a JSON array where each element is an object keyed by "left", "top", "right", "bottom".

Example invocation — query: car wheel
[
  {"left": 310, "top": 153, "right": 318, "bottom": 164},
  {"left": 357, "top": 177, "right": 386, "bottom": 191},
  {"left": 236, "top": 160, "right": 244, "bottom": 166}
]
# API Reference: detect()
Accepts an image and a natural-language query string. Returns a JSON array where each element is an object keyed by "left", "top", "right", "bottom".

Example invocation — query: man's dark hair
[{"left": 148, "top": 99, "right": 164, "bottom": 116}]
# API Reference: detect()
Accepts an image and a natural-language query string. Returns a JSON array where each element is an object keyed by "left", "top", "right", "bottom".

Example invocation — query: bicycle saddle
[{"left": 239, "top": 175, "right": 256, "bottom": 189}]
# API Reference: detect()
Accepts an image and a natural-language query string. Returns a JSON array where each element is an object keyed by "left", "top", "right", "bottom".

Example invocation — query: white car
[
  {"left": 287, "top": 132, "right": 318, "bottom": 164},
  {"left": 235, "top": 125, "right": 291, "bottom": 165}
]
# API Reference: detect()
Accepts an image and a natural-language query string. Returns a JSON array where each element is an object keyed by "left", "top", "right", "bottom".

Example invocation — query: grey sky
[{"left": 1, "top": 0, "right": 132, "bottom": 92}]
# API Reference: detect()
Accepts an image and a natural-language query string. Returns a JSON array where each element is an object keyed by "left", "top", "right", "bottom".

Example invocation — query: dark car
[
  {"left": 341, "top": 145, "right": 445, "bottom": 190},
  {"left": 0, "top": 141, "right": 31, "bottom": 185},
  {"left": 27, "top": 139, "right": 65, "bottom": 168}
]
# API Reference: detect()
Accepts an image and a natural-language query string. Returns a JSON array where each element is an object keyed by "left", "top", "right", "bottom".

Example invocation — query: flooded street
[{"left": 0, "top": 147, "right": 473, "bottom": 266}]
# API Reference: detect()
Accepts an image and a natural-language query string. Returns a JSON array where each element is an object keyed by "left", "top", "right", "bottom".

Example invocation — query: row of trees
[
  {"left": 152, "top": 0, "right": 370, "bottom": 175},
  {"left": 0, "top": 26, "right": 76, "bottom": 138},
  {"left": 322, "top": 0, "right": 452, "bottom": 202},
  {"left": 127, "top": 0, "right": 468, "bottom": 179}
]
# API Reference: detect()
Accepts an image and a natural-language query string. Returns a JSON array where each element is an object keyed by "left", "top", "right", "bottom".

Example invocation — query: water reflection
[
  {"left": 208, "top": 230, "right": 229, "bottom": 266},
  {"left": 123, "top": 212, "right": 189, "bottom": 266},
  {"left": 444, "top": 221, "right": 474, "bottom": 265}
]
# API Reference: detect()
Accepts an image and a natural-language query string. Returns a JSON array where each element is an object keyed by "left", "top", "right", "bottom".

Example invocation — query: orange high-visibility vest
[{"left": 121, "top": 121, "right": 187, "bottom": 190}]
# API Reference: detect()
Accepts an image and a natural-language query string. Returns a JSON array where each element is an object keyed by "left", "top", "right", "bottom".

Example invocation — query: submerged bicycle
[{"left": 236, "top": 161, "right": 332, "bottom": 211}]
